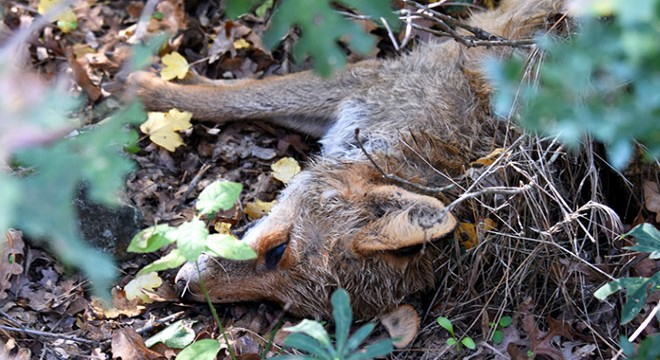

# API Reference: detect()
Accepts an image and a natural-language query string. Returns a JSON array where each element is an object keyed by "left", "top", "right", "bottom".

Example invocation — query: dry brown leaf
[
  {"left": 111, "top": 328, "right": 163, "bottom": 360},
  {"left": 643, "top": 181, "right": 660, "bottom": 222},
  {"left": 471, "top": 147, "right": 506, "bottom": 167},
  {"left": 66, "top": 48, "right": 101, "bottom": 102},
  {"left": 0, "top": 230, "right": 24, "bottom": 300}
]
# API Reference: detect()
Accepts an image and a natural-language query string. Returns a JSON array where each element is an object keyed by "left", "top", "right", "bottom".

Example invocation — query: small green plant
[
  {"left": 127, "top": 179, "right": 256, "bottom": 360},
  {"left": 595, "top": 223, "right": 660, "bottom": 360},
  {"left": 273, "top": 289, "right": 393, "bottom": 360},
  {"left": 127, "top": 180, "right": 256, "bottom": 275},
  {"left": 489, "top": 315, "right": 512, "bottom": 345},
  {"left": 436, "top": 316, "right": 476, "bottom": 351}
]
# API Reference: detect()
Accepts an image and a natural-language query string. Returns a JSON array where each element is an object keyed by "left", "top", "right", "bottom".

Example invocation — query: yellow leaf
[
  {"left": 165, "top": 108, "right": 193, "bottom": 131},
  {"left": 214, "top": 222, "right": 232, "bottom": 234},
  {"left": 471, "top": 148, "right": 506, "bottom": 167},
  {"left": 271, "top": 157, "right": 301, "bottom": 184},
  {"left": 455, "top": 222, "right": 478, "bottom": 250},
  {"left": 38, "top": 0, "right": 78, "bottom": 33},
  {"left": 233, "top": 38, "right": 251, "bottom": 49},
  {"left": 160, "top": 52, "right": 190, "bottom": 81},
  {"left": 140, "top": 109, "right": 193, "bottom": 152},
  {"left": 245, "top": 199, "right": 277, "bottom": 220},
  {"left": 482, "top": 218, "right": 497, "bottom": 232},
  {"left": 124, "top": 272, "right": 163, "bottom": 304}
]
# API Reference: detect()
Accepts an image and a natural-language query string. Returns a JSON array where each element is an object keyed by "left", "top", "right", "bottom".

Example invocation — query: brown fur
[{"left": 129, "top": 0, "right": 563, "bottom": 329}]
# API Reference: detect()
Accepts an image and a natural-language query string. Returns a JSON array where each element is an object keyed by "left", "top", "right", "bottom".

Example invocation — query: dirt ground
[{"left": 1, "top": 0, "right": 659, "bottom": 359}]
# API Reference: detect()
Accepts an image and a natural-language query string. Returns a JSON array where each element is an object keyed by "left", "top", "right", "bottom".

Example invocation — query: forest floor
[{"left": 1, "top": 0, "right": 659, "bottom": 359}]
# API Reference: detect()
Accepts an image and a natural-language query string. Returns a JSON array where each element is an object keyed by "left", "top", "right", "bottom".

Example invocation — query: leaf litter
[{"left": 1, "top": 0, "right": 658, "bottom": 359}]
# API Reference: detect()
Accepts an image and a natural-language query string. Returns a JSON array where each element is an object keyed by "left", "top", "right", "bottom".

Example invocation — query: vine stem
[{"left": 196, "top": 261, "right": 237, "bottom": 360}]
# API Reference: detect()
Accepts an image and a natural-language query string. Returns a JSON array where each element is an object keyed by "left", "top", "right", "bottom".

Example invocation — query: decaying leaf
[
  {"left": 160, "top": 51, "right": 190, "bottom": 81},
  {"left": 111, "top": 327, "right": 163, "bottom": 360},
  {"left": 0, "top": 230, "right": 24, "bottom": 300},
  {"left": 214, "top": 222, "right": 232, "bottom": 234},
  {"left": 244, "top": 199, "right": 276, "bottom": 220},
  {"left": 124, "top": 272, "right": 163, "bottom": 304},
  {"left": 271, "top": 157, "right": 301, "bottom": 183},
  {"left": 471, "top": 148, "right": 507, "bottom": 167},
  {"left": 140, "top": 109, "right": 193, "bottom": 152},
  {"left": 643, "top": 181, "right": 660, "bottom": 222}
]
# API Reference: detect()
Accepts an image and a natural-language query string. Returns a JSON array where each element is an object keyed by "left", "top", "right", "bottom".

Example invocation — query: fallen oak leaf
[
  {"left": 643, "top": 181, "right": 660, "bottom": 222},
  {"left": 0, "top": 230, "right": 24, "bottom": 300},
  {"left": 112, "top": 328, "right": 163, "bottom": 360},
  {"left": 160, "top": 52, "right": 189, "bottom": 81}
]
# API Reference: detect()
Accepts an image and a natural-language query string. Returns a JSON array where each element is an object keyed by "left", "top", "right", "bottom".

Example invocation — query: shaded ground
[{"left": 1, "top": 0, "right": 659, "bottom": 359}]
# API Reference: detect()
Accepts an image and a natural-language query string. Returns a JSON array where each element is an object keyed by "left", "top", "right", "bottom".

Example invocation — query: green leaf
[
  {"left": 205, "top": 234, "right": 257, "bottom": 260},
  {"left": 176, "top": 339, "right": 220, "bottom": 360},
  {"left": 284, "top": 319, "right": 332, "bottom": 348},
  {"left": 492, "top": 330, "right": 504, "bottom": 344},
  {"left": 499, "top": 316, "right": 513, "bottom": 328},
  {"left": 255, "top": 0, "right": 274, "bottom": 18},
  {"left": 139, "top": 249, "right": 187, "bottom": 274},
  {"left": 345, "top": 323, "right": 376, "bottom": 354},
  {"left": 131, "top": 33, "right": 169, "bottom": 71},
  {"left": 436, "top": 316, "right": 454, "bottom": 336},
  {"left": 145, "top": 320, "right": 196, "bottom": 349},
  {"left": 346, "top": 338, "right": 393, "bottom": 360},
  {"left": 262, "top": 0, "right": 376, "bottom": 76},
  {"left": 446, "top": 338, "right": 457, "bottom": 347},
  {"left": 621, "top": 274, "right": 660, "bottom": 324},
  {"left": 331, "top": 288, "right": 352, "bottom": 354},
  {"left": 127, "top": 224, "right": 176, "bottom": 253},
  {"left": 461, "top": 336, "right": 476, "bottom": 350},
  {"left": 196, "top": 180, "right": 242, "bottom": 216},
  {"left": 175, "top": 218, "right": 209, "bottom": 262},
  {"left": 625, "top": 223, "right": 660, "bottom": 259},
  {"left": 282, "top": 333, "right": 334, "bottom": 360},
  {"left": 225, "top": 0, "right": 263, "bottom": 18}
]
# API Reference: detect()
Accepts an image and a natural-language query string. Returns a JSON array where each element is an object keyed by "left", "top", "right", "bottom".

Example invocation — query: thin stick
[
  {"left": 0, "top": 325, "right": 97, "bottom": 346},
  {"left": 354, "top": 129, "right": 455, "bottom": 194}
]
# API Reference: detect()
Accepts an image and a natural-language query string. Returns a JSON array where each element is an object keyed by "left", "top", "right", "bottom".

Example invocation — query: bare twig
[
  {"left": 354, "top": 129, "right": 455, "bottom": 194},
  {"left": 135, "top": 311, "right": 187, "bottom": 335},
  {"left": 0, "top": 324, "right": 97, "bottom": 346}
]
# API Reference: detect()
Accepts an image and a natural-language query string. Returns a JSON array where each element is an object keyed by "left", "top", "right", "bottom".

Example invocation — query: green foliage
[
  {"left": 228, "top": 0, "right": 398, "bottom": 77},
  {"left": 128, "top": 180, "right": 257, "bottom": 274},
  {"left": 175, "top": 338, "right": 221, "bottom": 360},
  {"left": 489, "top": 0, "right": 660, "bottom": 169},
  {"left": 273, "top": 289, "right": 393, "bottom": 360},
  {"left": 489, "top": 315, "right": 512, "bottom": 345},
  {"left": 145, "top": 320, "right": 196, "bottom": 349},
  {"left": 436, "top": 316, "right": 476, "bottom": 351},
  {"left": 595, "top": 223, "right": 660, "bottom": 359}
]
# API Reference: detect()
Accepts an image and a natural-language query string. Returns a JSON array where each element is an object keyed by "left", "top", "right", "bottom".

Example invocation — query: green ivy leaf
[
  {"left": 127, "top": 224, "right": 175, "bottom": 253},
  {"left": 625, "top": 223, "right": 660, "bottom": 259},
  {"left": 145, "top": 320, "right": 196, "bottom": 349},
  {"left": 196, "top": 180, "right": 242, "bottom": 216},
  {"left": 139, "top": 249, "right": 187, "bottom": 275},
  {"left": 492, "top": 330, "right": 504, "bottom": 344},
  {"left": 175, "top": 218, "right": 209, "bottom": 261},
  {"left": 176, "top": 339, "right": 220, "bottom": 360},
  {"left": 204, "top": 234, "right": 256, "bottom": 260}
]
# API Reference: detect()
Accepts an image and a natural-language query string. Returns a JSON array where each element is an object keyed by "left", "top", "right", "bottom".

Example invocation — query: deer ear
[{"left": 353, "top": 185, "right": 457, "bottom": 254}]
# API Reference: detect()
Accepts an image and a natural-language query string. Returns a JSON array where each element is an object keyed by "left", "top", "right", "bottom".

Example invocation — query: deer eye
[{"left": 264, "top": 241, "right": 288, "bottom": 270}]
